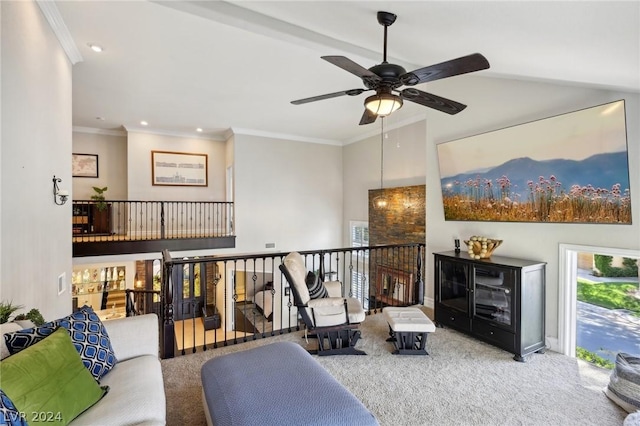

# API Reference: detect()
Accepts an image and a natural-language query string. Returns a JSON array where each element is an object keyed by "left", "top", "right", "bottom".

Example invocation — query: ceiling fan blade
[
  {"left": 400, "top": 53, "right": 490, "bottom": 86},
  {"left": 401, "top": 88, "right": 467, "bottom": 115},
  {"left": 291, "top": 88, "right": 365, "bottom": 105},
  {"left": 322, "top": 56, "right": 382, "bottom": 85},
  {"left": 359, "top": 109, "right": 378, "bottom": 125}
]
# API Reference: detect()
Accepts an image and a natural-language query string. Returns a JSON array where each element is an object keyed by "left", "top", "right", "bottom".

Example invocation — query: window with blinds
[{"left": 350, "top": 221, "right": 370, "bottom": 309}]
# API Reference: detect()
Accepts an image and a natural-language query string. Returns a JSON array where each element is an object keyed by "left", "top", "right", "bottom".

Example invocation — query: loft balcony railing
[
  {"left": 72, "top": 200, "right": 235, "bottom": 256},
  {"left": 136, "top": 243, "right": 425, "bottom": 359}
]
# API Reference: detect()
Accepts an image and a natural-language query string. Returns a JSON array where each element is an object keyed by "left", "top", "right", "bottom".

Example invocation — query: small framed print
[
  {"left": 72, "top": 153, "right": 99, "bottom": 178},
  {"left": 152, "top": 150, "right": 208, "bottom": 187}
]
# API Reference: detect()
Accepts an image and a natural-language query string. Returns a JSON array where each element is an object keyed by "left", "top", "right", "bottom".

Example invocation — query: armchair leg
[{"left": 314, "top": 328, "right": 365, "bottom": 356}]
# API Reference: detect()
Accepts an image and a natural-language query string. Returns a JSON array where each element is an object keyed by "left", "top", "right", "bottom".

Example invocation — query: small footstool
[{"left": 382, "top": 307, "right": 435, "bottom": 355}]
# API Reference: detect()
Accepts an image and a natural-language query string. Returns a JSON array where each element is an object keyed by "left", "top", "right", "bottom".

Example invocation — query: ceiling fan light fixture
[{"left": 365, "top": 93, "right": 403, "bottom": 116}]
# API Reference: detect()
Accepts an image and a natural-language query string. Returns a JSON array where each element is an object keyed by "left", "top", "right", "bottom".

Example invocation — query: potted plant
[
  {"left": 15, "top": 308, "right": 45, "bottom": 326},
  {"left": 0, "top": 301, "right": 45, "bottom": 325},
  {"left": 91, "top": 186, "right": 108, "bottom": 211},
  {"left": 0, "top": 301, "right": 22, "bottom": 324}
]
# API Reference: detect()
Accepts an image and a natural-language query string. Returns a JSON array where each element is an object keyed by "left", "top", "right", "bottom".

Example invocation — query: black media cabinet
[{"left": 434, "top": 251, "right": 546, "bottom": 361}]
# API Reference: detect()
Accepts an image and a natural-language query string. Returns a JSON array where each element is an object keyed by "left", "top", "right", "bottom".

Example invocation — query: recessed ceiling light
[
  {"left": 96, "top": 117, "right": 105, "bottom": 121},
  {"left": 87, "top": 43, "right": 104, "bottom": 53},
  {"left": 196, "top": 128, "right": 203, "bottom": 132},
  {"left": 140, "top": 121, "right": 148, "bottom": 126}
]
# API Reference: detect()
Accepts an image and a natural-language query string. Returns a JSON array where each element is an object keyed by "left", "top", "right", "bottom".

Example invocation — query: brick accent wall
[
  {"left": 368, "top": 185, "right": 426, "bottom": 305},
  {"left": 369, "top": 184, "right": 426, "bottom": 245}
]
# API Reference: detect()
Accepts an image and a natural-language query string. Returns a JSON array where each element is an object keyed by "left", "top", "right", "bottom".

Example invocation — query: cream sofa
[{"left": 0, "top": 313, "right": 166, "bottom": 426}]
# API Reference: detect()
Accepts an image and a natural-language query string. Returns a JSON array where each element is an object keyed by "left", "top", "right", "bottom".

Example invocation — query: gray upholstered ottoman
[
  {"left": 382, "top": 307, "right": 436, "bottom": 355},
  {"left": 201, "top": 341, "right": 379, "bottom": 425}
]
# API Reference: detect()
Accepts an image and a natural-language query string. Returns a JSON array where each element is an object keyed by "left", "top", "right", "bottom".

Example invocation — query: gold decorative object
[{"left": 464, "top": 236, "right": 502, "bottom": 259}]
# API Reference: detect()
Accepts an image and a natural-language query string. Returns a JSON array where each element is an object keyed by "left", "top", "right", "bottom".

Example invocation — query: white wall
[
  {"left": 126, "top": 131, "right": 226, "bottom": 201},
  {"left": 86, "top": 131, "right": 344, "bottom": 262},
  {"left": 342, "top": 75, "right": 640, "bottom": 349},
  {"left": 1, "top": 1, "right": 73, "bottom": 320},
  {"left": 72, "top": 130, "right": 128, "bottom": 200},
  {"left": 232, "top": 133, "right": 343, "bottom": 253}
]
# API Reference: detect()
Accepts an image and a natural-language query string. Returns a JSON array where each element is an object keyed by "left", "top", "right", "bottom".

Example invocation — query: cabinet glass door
[
  {"left": 473, "top": 266, "right": 513, "bottom": 326},
  {"left": 438, "top": 259, "right": 469, "bottom": 313}
]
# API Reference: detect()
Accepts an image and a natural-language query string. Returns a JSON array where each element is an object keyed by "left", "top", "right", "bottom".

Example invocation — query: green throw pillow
[{"left": 0, "top": 328, "right": 108, "bottom": 425}]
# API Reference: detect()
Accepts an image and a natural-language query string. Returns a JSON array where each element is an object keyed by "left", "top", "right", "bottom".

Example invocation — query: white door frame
[{"left": 558, "top": 243, "right": 640, "bottom": 357}]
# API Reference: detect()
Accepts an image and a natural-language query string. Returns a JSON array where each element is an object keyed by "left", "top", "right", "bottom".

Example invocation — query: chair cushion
[
  {"left": 307, "top": 298, "right": 348, "bottom": 327},
  {"left": 306, "top": 271, "right": 328, "bottom": 299},
  {"left": 283, "top": 252, "right": 311, "bottom": 304},
  {"left": 346, "top": 297, "right": 366, "bottom": 323},
  {"left": 324, "top": 281, "right": 343, "bottom": 298}
]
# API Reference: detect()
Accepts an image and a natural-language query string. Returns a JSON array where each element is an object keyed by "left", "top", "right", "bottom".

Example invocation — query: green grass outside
[
  {"left": 576, "top": 347, "right": 615, "bottom": 369},
  {"left": 576, "top": 279, "right": 640, "bottom": 317}
]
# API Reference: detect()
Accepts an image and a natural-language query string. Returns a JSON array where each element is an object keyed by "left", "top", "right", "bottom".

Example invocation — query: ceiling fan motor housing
[{"left": 368, "top": 63, "right": 406, "bottom": 89}]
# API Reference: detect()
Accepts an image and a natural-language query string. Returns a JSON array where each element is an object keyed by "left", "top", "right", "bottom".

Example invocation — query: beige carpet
[{"left": 161, "top": 312, "right": 626, "bottom": 426}]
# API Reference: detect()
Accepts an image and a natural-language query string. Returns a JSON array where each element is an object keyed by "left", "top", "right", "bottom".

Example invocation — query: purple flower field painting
[{"left": 436, "top": 100, "right": 632, "bottom": 224}]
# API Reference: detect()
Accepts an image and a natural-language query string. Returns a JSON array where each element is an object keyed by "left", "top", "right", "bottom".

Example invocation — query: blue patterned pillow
[
  {"left": 4, "top": 322, "right": 57, "bottom": 356},
  {"left": 3, "top": 306, "right": 117, "bottom": 380},
  {"left": 0, "top": 389, "right": 28, "bottom": 426}
]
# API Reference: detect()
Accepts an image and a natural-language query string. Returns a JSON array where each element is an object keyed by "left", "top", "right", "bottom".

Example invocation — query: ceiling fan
[{"left": 291, "top": 11, "right": 490, "bottom": 125}]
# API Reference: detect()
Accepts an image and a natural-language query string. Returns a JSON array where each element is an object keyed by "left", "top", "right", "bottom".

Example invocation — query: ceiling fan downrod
[{"left": 377, "top": 11, "right": 396, "bottom": 63}]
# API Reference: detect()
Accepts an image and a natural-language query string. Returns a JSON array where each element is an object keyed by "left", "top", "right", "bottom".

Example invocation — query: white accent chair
[{"left": 280, "top": 252, "right": 366, "bottom": 355}]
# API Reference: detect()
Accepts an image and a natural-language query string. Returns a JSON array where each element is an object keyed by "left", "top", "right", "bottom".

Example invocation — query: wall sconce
[{"left": 52, "top": 175, "right": 69, "bottom": 205}]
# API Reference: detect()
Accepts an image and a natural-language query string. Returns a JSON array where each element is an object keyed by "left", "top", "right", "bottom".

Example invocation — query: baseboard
[
  {"left": 423, "top": 297, "right": 434, "bottom": 309},
  {"left": 546, "top": 336, "right": 560, "bottom": 353}
]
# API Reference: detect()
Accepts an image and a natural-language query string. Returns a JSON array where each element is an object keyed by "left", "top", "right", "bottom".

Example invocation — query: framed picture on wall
[
  {"left": 436, "top": 100, "right": 631, "bottom": 224},
  {"left": 151, "top": 150, "right": 208, "bottom": 186},
  {"left": 72, "top": 153, "right": 99, "bottom": 178}
]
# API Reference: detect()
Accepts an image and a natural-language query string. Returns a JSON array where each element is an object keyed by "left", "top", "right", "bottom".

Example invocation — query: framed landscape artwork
[
  {"left": 151, "top": 150, "right": 208, "bottom": 187},
  {"left": 436, "top": 100, "right": 631, "bottom": 224},
  {"left": 72, "top": 153, "right": 98, "bottom": 178}
]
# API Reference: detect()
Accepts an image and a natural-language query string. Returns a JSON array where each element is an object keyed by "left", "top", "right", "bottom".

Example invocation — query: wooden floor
[
  {"left": 173, "top": 318, "right": 256, "bottom": 351},
  {"left": 73, "top": 231, "right": 233, "bottom": 243}
]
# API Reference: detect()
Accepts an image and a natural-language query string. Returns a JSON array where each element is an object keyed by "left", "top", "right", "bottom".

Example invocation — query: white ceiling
[{"left": 55, "top": 1, "right": 640, "bottom": 144}]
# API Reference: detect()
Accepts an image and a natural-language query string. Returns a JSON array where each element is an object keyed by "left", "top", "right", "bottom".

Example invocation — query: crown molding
[
  {"left": 123, "top": 126, "right": 227, "bottom": 141},
  {"left": 36, "top": 1, "right": 83, "bottom": 65},
  {"left": 343, "top": 114, "right": 428, "bottom": 145},
  {"left": 229, "top": 127, "right": 342, "bottom": 146},
  {"left": 73, "top": 126, "right": 127, "bottom": 137}
]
